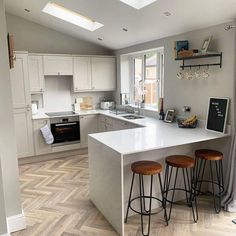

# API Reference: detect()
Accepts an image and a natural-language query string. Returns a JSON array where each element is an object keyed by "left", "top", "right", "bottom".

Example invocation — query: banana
[{"left": 182, "top": 115, "right": 197, "bottom": 126}]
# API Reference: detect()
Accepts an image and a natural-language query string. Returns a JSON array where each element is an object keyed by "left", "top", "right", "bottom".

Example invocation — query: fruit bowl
[{"left": 177, "top": 115, "right": 198, "bottom": 128}]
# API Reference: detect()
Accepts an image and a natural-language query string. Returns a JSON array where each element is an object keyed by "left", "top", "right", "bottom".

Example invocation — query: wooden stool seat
[
  {"left": 131, "top": 161, "right": 162, "bottom": 175},
  {"left": 166, "top": 155, "right": 195, "bottom": 168},
  {"left": 195, "top": 149, "right": 223, "bottom": 161}
]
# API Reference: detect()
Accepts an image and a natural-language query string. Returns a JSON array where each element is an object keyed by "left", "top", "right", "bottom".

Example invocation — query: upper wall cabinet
[
  {"left": 28, "top": 55, "right": 44, "bottom": 93},
  {"left": 73, "top": 56, "right": 116, "bottom": 92},
  {"left": 91, "top": 57, "right": 116, "bottom": 91},
  {"left": 73, "top": 57, "right": 92, "bottom": 92},
  {"left": 10, "top": 53, "right": 31, "bottom": 109},
  {"left": 43, "top": 55, "right": 73, "bottom": 76}
]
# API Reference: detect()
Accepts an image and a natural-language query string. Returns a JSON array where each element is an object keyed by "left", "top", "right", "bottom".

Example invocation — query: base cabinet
[
  {"left": 33, "top": 119, "right": 52, "bottom": 155},
  {"left": 13, "top": 108, "right": 34, "bottom": 158},
  {"left": 98, "top": 115, "right": 140, "bottom": 133},
  {"left": 80, "top": 115, "right": 98, "bottom": 148}
]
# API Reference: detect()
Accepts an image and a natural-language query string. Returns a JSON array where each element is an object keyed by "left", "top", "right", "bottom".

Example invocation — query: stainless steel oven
[{"left": 50, "top": 116, "right": 80, "bottom": 145}]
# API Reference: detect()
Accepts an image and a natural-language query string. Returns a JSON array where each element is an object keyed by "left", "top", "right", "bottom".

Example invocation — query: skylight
[
  {"left": 120, "top": 0, "right": 157, "bottom": 9},
  {"left": 42, "top": 2, "right": 103, "bottom": 31}
]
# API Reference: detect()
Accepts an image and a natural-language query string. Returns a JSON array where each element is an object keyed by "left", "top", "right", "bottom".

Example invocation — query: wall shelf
[{"left": 175, "top": 52, "right": 222, "bottom": 69}]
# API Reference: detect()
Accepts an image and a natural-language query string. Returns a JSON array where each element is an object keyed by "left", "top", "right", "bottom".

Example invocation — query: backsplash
[{"left": 31, "top": 76, "right": 114, "bottom": 112}]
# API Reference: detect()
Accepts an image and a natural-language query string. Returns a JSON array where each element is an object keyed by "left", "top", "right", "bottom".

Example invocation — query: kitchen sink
[{"left": 122, "top": 114, "right": 145, "bottom": 120}]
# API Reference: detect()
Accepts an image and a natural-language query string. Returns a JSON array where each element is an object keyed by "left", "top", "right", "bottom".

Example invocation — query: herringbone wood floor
[{"left": 13, "top": 155, "right": 236, "bottom": 236}]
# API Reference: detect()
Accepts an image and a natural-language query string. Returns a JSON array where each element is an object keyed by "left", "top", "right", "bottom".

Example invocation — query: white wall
[
  {"left": 0, "top": 0, "right": 22, "bottom": 231},
  {"left": 0, "top": 158, "right": 7, "bottom": 235},
  {"left": 6, "top": 13, "right": 113, "bottom": 55},
  {"left": 116, "top": 22, "right": 235, "bottom": 125},
  {"left": 42, "top": 76, "right": 114, "bottom": 112}
]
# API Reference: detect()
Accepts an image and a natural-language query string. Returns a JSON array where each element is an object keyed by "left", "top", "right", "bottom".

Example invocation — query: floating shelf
[{"left": 175, "top": 52, "right": 222, "bottom": 69}]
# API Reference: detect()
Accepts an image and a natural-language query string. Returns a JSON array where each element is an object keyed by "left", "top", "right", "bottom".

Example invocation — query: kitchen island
[{"left": 88, "top": 114, "right": 230, "bottom": 235}]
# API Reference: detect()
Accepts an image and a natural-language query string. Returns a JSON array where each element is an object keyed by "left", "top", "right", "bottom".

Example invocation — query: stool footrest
[{"left": 129, "top": 196, "right": 163, "bottom": 216}]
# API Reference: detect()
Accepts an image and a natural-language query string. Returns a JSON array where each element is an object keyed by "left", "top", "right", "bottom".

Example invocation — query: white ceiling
[{"left": 5, "top": 0, "right": 236, "bottom": 50}]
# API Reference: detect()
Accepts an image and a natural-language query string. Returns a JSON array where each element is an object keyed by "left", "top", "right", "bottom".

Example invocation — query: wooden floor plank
[{"left": 12, "top": 155, "right": 236, "bottom": 236}]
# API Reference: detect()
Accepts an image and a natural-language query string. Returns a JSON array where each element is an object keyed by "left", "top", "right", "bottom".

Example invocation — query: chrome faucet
[{"left": 135, "top": 101, "right": 141, "bottom": 115}]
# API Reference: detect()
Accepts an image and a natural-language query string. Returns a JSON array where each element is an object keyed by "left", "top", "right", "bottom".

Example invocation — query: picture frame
[
  {"left": 201, "top": 36, "right": 212, "bottom": 53},
  {"left": 205, "top": 97, "right": 229, "bottom": 134},
  {"left": 7, "top": 33, "right": 14, "bottom": 69},
  {"left": 164, "top": 109, "right": 175, "bottom": 123}
]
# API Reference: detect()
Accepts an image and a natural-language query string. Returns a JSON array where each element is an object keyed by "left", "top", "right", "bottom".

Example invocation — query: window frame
[{"left": 129, "top": 48, "right": 164, "bottom": 110}]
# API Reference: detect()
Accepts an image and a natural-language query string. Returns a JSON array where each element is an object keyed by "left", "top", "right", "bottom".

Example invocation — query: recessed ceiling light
[
  {"left": 24, "top": 8, "right": 30, "bottom": 13},
  {"left": 42, "top": 2, "right": 104, "bottom": 31},
  {"left": 120, "top": 0, "right": 157, "bottom": 9},
  {"left": 164, "top": 11, "right": 171, "bottom": 16}
]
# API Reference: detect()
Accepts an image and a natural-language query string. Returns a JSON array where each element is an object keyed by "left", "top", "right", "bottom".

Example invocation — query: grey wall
[
  {"left": 6, "top": 13, "right": 113, "bottom": 55},
  {"left": 0, "top": 0, "right": 22, "bottom": 222},
  {"left": 116, "top": 22, "right": 235, "bottom": 124},
  {"left": 0, "top": 156, "right": 7, "bottom": 235}
]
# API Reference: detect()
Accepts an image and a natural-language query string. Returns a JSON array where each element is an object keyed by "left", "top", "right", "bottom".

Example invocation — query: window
[{"left": 130, "top": 49, "right": 164, "bottom": 110}]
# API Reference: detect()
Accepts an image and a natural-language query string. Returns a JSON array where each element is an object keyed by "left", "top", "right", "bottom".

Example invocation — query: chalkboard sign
[{"left": 206, "top": 97, "right": 229, "bottom": 133}]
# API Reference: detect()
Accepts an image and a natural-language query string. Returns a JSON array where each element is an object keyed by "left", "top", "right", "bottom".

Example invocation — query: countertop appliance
[
  {"left": 31, "top": 101, "right": 38, "bottom": 115},
  {"left": 100, "top": 101, "right": 115, "bottom": 110},
  {"left": 48, "top": 113, "right": 80, "bottom": 146}
]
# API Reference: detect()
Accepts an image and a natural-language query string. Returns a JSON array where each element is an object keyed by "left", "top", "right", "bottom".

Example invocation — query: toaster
[{"left": 100, "top": 101, "right": 115, "bottom": 110}]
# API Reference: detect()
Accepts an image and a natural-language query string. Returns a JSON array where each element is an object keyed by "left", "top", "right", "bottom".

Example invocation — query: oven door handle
[{"left": 55, "top": 122, "right": 77, "bottom": 127}]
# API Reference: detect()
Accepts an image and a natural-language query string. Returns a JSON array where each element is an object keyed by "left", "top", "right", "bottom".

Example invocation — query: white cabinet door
[
  {"left": 73, "top": 57, "right": 92, "bottom": 92},
  {"left": 10, "top": 53, "right": 31, "bottom": 109},
  {"left": 43, "top": 56, "right": 73, "bottom": 76},
  {"left": 28, "top": 55, "right": 44, "bottom": 93},
  {"left": 13, "top": 108, "right": 34, "bottom": 158},
  {"left": 33, "top": 119, "right": 52, "bottom": 155},
  {"left": 91, "top": 57, "right": 116, "bottom": 91},
  {"left": 80, "top": 115, "right": 98, "bottom": 147},
  {"left": 113, "top": 119, "right": 130, "bottom": 131}
]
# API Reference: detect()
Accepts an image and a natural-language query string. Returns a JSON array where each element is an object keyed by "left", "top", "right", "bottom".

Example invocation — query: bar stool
[
  {"left": 125, "top": 161, "right": 168, "bottom": 236},
  {"left": 164, "top": 155, "right": 198, "bottom": 223},
  {"left": 195, "top": 149, "right": 224, "bottom": 213}
]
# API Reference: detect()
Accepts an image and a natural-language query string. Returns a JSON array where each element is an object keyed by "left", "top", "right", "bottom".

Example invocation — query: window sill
[
  {"left": 140, "top": 107, "right": 159, "bottom": 112},
  {"left": 127, "top": 104, "right": 159, "bottom": 113}
]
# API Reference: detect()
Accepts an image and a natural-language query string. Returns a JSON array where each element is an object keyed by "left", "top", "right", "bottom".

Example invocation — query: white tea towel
[{"left": 40, "top": 125, "right": 54, "bottom": 145}]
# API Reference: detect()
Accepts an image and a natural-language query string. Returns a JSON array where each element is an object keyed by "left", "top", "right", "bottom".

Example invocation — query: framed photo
[
  {"left": 164, "top": 109, "right": 175, "bottom": 123},
  {"left": 201, "top": 36, "right": 212, "bottom": 53},
  {"left": 7, "top": 33, "right": 14, "bottom": 69}
]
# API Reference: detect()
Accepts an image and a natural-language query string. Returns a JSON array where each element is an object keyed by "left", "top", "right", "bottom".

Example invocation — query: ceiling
[{"left": 5, "top": 0, "right": 236, "bottom": 50}]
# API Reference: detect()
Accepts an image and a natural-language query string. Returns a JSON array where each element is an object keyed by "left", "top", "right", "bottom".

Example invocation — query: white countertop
[
  {"left": 32, "top": 109, "right": 101, "bottom": 120},
  {"left": 89, "top": 111, "right": 231, "bottom": 155},
  {"left": 32, "top": 109, "right": 230, "bottom": 155}
]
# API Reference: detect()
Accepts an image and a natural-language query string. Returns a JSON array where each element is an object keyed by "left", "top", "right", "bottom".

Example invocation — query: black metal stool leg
[
  {"left": 141, "top": 176, "right": 149, "bottom": 213},
  {"left": 197, "top": 159, "right": 207, "bottom": 195},
  {"left": 220, "top": 160, "right": 224, "bottom": 191},
  {"left": 182, "top": 168, "right": 189, "bottom": 204},
  {"left": 125, "top": 173, "right": 135, "bottom": 223},
  {"left": 158, "top": 173, "right": 168, "bottom": 226},
  {"left": 214, "top": 160, "right": 222, "bottom": 213},
  {"left": 139, "top": 174, "right": 153, "bottom": 236},
  {"left": 165, "top": 165, "right": 173, "bottom": 207},
  {"left": 166, "top": 167, "right": 179, "bottom": 221},
  {"left": 210, "top": 161, "right": 220, "bottom": 214},
  {"left": 189, "top": 168, "right": 198, "bottom": 222}
]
